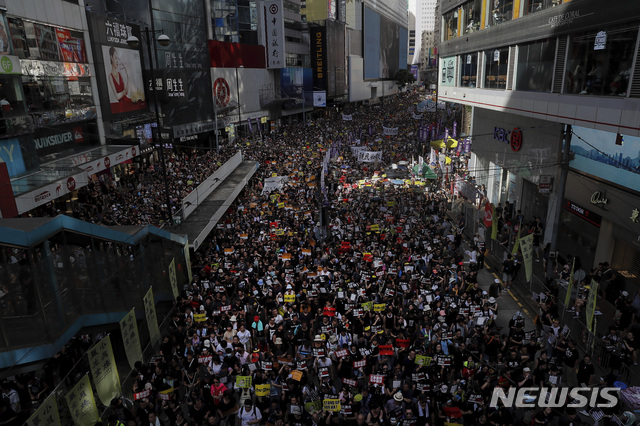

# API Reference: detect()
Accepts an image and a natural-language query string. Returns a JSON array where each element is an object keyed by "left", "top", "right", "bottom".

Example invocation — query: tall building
[
  {"left": 438, "top": 0, "right": 640, "bottom": 288},
  {"left": 408, "top": 0, "right": 437, "bottom": 65}
]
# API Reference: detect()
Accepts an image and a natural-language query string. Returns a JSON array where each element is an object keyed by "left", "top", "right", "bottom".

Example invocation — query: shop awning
[{"left": 10, "top": 145, "right": 139, "bottom": 215}]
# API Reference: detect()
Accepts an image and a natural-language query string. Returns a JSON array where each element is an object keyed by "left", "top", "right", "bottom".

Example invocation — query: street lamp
[
  {"left": 127, "top": 29, "right": 173, "bottom": 226},
  {"left": 235, "top": 65, "right": 244, "bottom": 138}
]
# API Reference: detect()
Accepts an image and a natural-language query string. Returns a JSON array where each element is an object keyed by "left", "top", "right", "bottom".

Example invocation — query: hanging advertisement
[
  {"left": 258, "top": 0, "right": 286, "bottom": 68},
  {"left": 280, "top": 67, "right": 313, "bottom": 109},
  {"left": 87, "top": 13, "right": 147, "bottom": 120},
  {"left": 14, "top": 169, "right": 89, "bottom": 214},
  {"left": 0, "top": 137, "right": 27, "bottom": 177},
  {"left": 314, "top": 91, "right": 327, "bottom": 107},
  {"left": 55, "top": 28, "right": 87, "bottom": 63},
  {"left": 310, "top": 25, "right": 327, "bottom": 90}
]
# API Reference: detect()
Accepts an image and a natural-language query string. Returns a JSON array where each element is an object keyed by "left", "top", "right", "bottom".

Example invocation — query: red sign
[
  {"left": 66, "top": 177, "right": 76, "bottom": 192},
  {"left": 483, "top": 201, "right": 493, "bottom": 228},
  {"left": 334, "top": 349, "right": 349, "bottom": 358},
  {"left": 213, "top": 77, "right": 231, "bottom": 107},
  {"left": 104, "top": 156, "right": 111, "bottom": 169},
  {"left": 510, "top": 128, "right": 523, "bottom": 152},
  {"left": 395, "top": 339, "right": 410, "bottom": 348},
  {"left": 379, "top": 345, "right": 394, "bottom": 355},
  {"left": 323, "top": 307, "right": 336, "bottom": 317},
  {"left": 73, "top": 126, "right": 84, "bottom": 143},
  {"left": 353, "top": 359, "right": 367, "bottom": 368},
  {"left": 134, "top": 389, "right": 151, "bottom": 401}
]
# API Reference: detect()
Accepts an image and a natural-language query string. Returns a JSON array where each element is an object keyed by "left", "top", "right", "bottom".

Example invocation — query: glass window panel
[
  {"left": 443, "top": 10, "right": 459, "bottom": 41},
  {"left": 484, "top": 47, "right": 509, "bottom": 89},
  {"left": 565, "top": 26, "right": 637, "bottom": 96},
  {"left": 462, "top": 0, "right": 481, "bottom": 34},
  {"left": 516, "top": 38, "right": 556, "bottom": 92},
  {"left": 490, "top": 0, "right": 514, "bottom": 27},
  {"left": 460, "top": 53, "right": 478, "bottom": 87}
]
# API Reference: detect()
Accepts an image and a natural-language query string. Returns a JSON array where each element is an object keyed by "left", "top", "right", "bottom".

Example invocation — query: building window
[
  {"left": 484, "top": 47, "right": 509, "bottom": 89},
  {"left": 490, "top": 0, "right": 514, "bottom": 27},
  {"left": 460, "top": 53, "right": 478, "bottom": 87},
  {"left": 443, "top": 10, "right": 459, "bottom": 41},
  {"left": 516, "top": 38, "right": 555, "bottom": 92},
  {"left": 523, "top": 0, "right": 565, "bottom": 16},
  {"left": 462, "top": 0, "right": 481, "bottom": 34},
  {"left": 565, "top": 26, "right": 637, "bottom": 96}
]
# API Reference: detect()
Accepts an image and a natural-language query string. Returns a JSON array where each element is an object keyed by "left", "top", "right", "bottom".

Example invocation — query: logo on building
[
  {"left": 67, "top": 177, "right": 76, "bottom": 192},
  {"left": 590, "top": 191, "right": 608, "bottom": 206},
  {"left": 35, "top": 190, "right": 51, "bottom": 203},
  {"left": 269, "top": 3, "right": 278, "bottom": 13},
  {"left": 73, "top": 127, "right": 84, "bottom": 143},
  {"left": 131, "top": 146, "right": 137, "bottom": 157},
  {"left": 213, "top": 78, "right": 231, "bottom": 107},
  {"left": 494, "top": 127, "right": 523, "bottom": 152},
  {"left": 104, "top": 156, "right": 111, "bottom": 168},
  {"left": 0, "top": 56, "right": 13, "bottom": 73}
]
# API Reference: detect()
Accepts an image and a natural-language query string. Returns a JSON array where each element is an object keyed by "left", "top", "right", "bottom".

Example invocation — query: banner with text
[
  {"left": 88, "top": 335, "right": 121, "bottom": 406},
  {"left": 119, "top": 308, "right": 143, "bottom": 369},
  {"left": 65, "top": 374, "right": 99, "bottom": 426},
  {"left": 357, "top": 151, "right": 383, "bottom": 163}
]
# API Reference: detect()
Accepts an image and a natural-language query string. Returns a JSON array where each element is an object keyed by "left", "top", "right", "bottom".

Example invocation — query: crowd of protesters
[
  {"left": 31, "top": 147, "right": 236, "bottom": 227},
  {"left": 1, "top": 89, "right": 635, "bottom": 426}
]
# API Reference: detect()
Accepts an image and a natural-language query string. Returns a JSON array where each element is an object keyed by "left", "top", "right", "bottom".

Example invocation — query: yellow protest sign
[
  {"left": 290, "top": 370, "right": 303, "bottom": 381},
  {"left": 275, "top": 229, "right": 285, "bottom": 236},
  {"left": 194, "top": 313, "right": 207, "bottom": 322},
  {"left": 255, "top": 384, "right": 271, "bottom": 397},
  {"left": 143, "top": 287, "right": 161, "bottom": 346},
  {"left": 65, "top": 374, "right": 99, "bottom": 426},
  {"left": 277, "top": 202, "right": 285, "bottom": 209},
  {"left": 281, "top": 253, "right": 292, "bottom": 260},
  {"left": 284, "top": 294, "right": 296, "bottom": 303},
  {"left": 272, "top": 172, "right": 278, "bottom": 177},
  {"left": 88, "top": 335, "right": 121, "bottom": 406},
  {"left": 305, "top": 400, "right": 322, "bottom": 413},
  {"left": 168, "top": 257, "right": 179, "bottom": 300},
  {"left": 361, "top": 301, "right": 373, "bottom": 311},
  {"left": 236, "top": 376, "right": 252, "bottom": 388},
  {"left": 374, "top": 303, "right": 386, "bottom": 312},
  {"left": 26, "top": 393, "right": 60, "bottom": 426},
  {"left": 370, "top": 224, "right": 380, "bottom": 231},
  {"left": 323, "top": 399, "right": 341, "bottom": 412},
  {"left": 119, "top": 308, "right": 143, "bottom": 370},
  {"left": 415, "top": 355, "right": 432, "bottom": 366},
  {"left": 261, "top": 117, "right": 267, "bottom": 123},
  {"left": 387, "top": 201, "right": 396, "bottom": 207}
]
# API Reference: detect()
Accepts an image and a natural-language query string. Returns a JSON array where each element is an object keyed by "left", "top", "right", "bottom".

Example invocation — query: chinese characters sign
[
  {"left": 26, "top": 394, "right": 61, "bottom": 426},
  {"left": 119, "top": 308, "right": 143, "bottom": 369},
  {"left": 169, "top": 258, "right": 179, "bottom": 300},
  {"left": 64, "top": 374, "right": 99, "bottom": 426},
  {"left": 144, "top": 287, "right": 161, "bottom": 346},
  {"left": 259, "top": 0, "right": 285, "bottom": 68},
  {"left": 87, "top": 335, "right": 121, "bottom": 406}
]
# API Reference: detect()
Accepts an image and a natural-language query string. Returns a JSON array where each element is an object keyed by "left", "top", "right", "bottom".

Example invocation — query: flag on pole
[
  {"left": 511, "top": 226, "right": 522, "bottom": 255},
  {"left": 564, "top": 258, "right": 575, "bottom": 308},
  {"left": 586, "top": 280, "right": 598, "bottom": 332},
  {"left": 490, "top": 205, "right": 498, "bottom": 240}
]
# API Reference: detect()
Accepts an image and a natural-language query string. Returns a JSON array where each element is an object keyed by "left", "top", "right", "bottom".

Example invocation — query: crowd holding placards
[{"left": 1, "top": 90, "right": 631, "bottom": 426}]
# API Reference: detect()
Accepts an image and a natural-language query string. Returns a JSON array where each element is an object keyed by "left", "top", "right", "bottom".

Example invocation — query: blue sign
[{"left": 0, "top": 138, "right": 26, "bottom": 177}]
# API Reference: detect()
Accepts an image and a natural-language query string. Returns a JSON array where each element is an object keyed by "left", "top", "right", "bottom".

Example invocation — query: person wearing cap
[{"left": 384, "top": 392, "right": 406, "bottom": 420}]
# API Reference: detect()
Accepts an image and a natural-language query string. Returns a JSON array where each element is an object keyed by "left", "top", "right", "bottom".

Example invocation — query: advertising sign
[
  {"left": 440, "top": 56, "right": 456, "bottom": 87},
  {"left": 311, "top": 26, "right": 327, "bottom": 90},
  {"left": 87, "top": 13, "right": 147, "bottom": 119},
  {"left": 280, "top": 67, "right": 313, "bottom": 107},
  {"left": 14, "top": 169, "right": 89, "bottom": 214},
  {"left": 32, "top": 123, "right": 91, "bottom": 158},
  {"left": 364, "top": 7, "right": 408, "bottom": 79},
  {"left": 313, "top": 91, "right": 327, "bottom": 107},
  {"left": 259, "top": 0, "right": 286, "bottom": 68}
]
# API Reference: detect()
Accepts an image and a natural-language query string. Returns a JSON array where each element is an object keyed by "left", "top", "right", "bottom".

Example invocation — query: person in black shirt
[{"left": 576, "top": 355, "right": 594, "bottom": 386}]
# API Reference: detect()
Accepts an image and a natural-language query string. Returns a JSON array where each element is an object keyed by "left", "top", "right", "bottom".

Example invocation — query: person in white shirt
[
  {"left": 238, "top": 402, "right": 262, "bottom": 426},
  {"left": 237, "top": 325, "right": 252, "bottom": 350}
]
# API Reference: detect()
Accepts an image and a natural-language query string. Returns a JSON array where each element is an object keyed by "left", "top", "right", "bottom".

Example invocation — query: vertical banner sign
[
  {"left": 519, "top": 233, "right": 534, "bottom": 282},
  {"left": 310, "top": 26, "right": 327, "bottom": 91},
  {"left": 169, "top": 258, "right": 179, "bottom": 299},
  {"left": 65, "top": 374, "right": 99, "bottom": 426},
  {"left": 26, "top": 393, "right": 61, "bottom": 426},
  {"left": 87, "top": 335, "right": 121, "bottom": 406},
  {"left": 564, "top": 258, "right": 575, "bottom": 308},
  {"left": 143, "top": 287, "right": 161, "bottom": 346},
  {"left": 586, "top": 280, "right": 598, "bottom": 332},
  {"left": 490, "top": 205, "right": 498, "bottom": 240},
  {"left": 184, "top": 243, "right": 193, "bottom": 284},
  {"left": 259, "top": 0, "right": 285, "bottom": 68},
  {"left": 119, "top": 308, "right": 143, "bottom": 369},
  {"left": 511, "top": 226, "right": 521, "bottom": 255}
]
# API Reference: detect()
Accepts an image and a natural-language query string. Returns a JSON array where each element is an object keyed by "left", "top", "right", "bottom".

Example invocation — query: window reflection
[
  {"left": 490, "top": 0, "right": 514, "bottom": 27},
  {"left": 565, "top": 27, "right": 637, "bottom": 96},
  {"left": 516, "top": 39, "right": 556, "bottom": 92},
  {"left": 462, "top": 0, "right": 482, "bottom": 34},
  {"left": 484, "top": 47, "right": 509, "bottom": 89},
  {"left": 524, "top": 0, "right": 565, "bottom": 16},
  {"left": 460, "top": 53, "right": 478, "bottom": 87},
  {"left": 443, "top": 10, "right": 459, "bottom": 41}
]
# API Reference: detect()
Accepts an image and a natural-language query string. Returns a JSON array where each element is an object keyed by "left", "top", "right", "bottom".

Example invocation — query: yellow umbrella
[
  {"left": 446, "top": 137, "right": 458, "bottom": 148},
  {"left": 430, "top": 139, "right": 445, "bottom": 149},
  {"left": 445, "top": 156, "right": 452, "bottom": 165}
]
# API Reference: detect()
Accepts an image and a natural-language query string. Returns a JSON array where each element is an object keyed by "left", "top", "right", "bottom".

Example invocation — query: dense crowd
[{"left": 0, "top": 90, "right": 634, "bottom": 426}]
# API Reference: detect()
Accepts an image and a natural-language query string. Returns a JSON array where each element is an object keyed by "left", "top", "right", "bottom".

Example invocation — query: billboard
[
  {"left": 102, "top": 46, "right": 147, "bottom": 114},
  {"left": 211, "top": 67, "right": 274, "bottom": 125},
  {"left": 570, "top": 126, "right": 640, "bottom": 193},
  {"left": 364, "top": 7, "right": 408, "bottom": 79},
  {"left": 311, "top": 26, "right": 327, "bottom": 91},
  {"left": 258, "top": 0, "right": 285, "bottom": 68},
  {"left": 87, "top": 13, "right": 147, "bottom": 120}
]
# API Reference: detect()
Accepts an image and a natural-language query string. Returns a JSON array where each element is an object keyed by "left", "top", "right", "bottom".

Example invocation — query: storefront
[
  {"left": 469, "top": 108, "right": 562, "bottom": 221},
  {"left": 562, "top": 171, "right": 640, "bottom": 291}
]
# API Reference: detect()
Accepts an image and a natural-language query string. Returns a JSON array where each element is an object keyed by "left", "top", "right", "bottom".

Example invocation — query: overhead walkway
[
  {"left": 0, "top": 216, "right": 190, "bottom": 369},
  {"left": 166, "top": 159, "right": 259, "bottom": 251}
]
